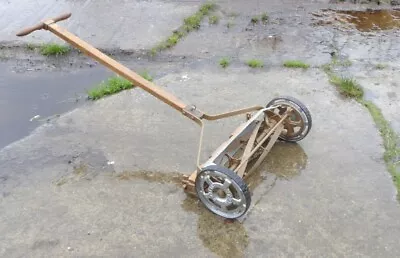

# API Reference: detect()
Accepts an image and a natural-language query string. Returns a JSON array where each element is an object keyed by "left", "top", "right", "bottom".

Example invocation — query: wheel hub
[{"left": 196, "top": 170, "right": 248, "bottom": 219}]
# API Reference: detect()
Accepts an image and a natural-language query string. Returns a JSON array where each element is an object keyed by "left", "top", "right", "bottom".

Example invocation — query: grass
[
  {"left": 283, "top": 60, "right": 310, "bottom": 69},
  {"left": 219, "top": 57, "right": 230, "bottom": 68},
  {"left": 261, "top": 12, "right": 269, "bottom": 23},
  {"left": 40, "top": 43, "right": 70, "bottom": 56},
  {"left": 375, "top": 63, "right": 387, "bottom": 70},
  {"left": 251, "top": 12, "right": 269, "bottom": 24},
  {"left": 209, "top": 15, "right": 220, "bottom": 24},
  {"left": 322, "top": 56, "right": 400, "bottom": 198},
  {"left": 246, "top": 59, "right": 264, "bottom": 68},
  {"left": 329, "top": 75, "right": 364, "bottom": 99},
  {"left": 251, "top": 16, "right": 259, "bottom": 24},
  {"left": 150, "top": 1, "right": 216, "bottom": 55},
  {"left": 87, "top": 71, "right": 153, "bottom": 100},
  {"left": 332, "top": 58, "right": 352, "bottom": 67},
  {"left": 361, "top": 100, "right": 400, "bottom": 198},
  {"left": 322, "top": 59, "right": 362, "bottom": 99}
]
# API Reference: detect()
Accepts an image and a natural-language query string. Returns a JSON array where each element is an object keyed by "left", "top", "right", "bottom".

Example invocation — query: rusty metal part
[{"left": 236, "top": 121, "right": 262, "bottom": 177}]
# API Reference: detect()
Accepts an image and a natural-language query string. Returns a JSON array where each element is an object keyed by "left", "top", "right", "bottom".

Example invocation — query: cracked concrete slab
[
  {"left": 1, "top": 68, "right": 400, "bottom": 257},
  {"left": 0, "top": 0, "right": 200, "bottom": 50},
  {"left": 1, "top": 0, "right": 400, "bottom": 257}
]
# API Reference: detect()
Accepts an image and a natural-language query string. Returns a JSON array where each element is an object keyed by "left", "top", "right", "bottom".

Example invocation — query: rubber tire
[
  {"left": 266, "top": 96, "right": 312, "bottom": 142},
  {"left": 195, "top": 165, "right": 251, "bottom": 219}
]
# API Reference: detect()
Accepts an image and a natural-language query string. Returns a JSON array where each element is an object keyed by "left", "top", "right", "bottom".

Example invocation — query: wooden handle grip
[
  {"left": 52, "top": 13, "right": 72, "bottom": 23},
  {"left": 16, "top": 23, "right": 45, "bottom": 37},
  {"left": 16, "top": 12, "right": 72, "bottom": 37}
]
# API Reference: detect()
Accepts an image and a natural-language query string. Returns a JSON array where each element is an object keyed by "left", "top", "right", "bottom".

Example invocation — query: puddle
[
  {"left": 182, "top": 197, "right": 249, "bottom": 258},
  {"left": 246, "top": 141, "right": 308, "bottom": 189},
  {"left": 0, "top": 62, "right": 111, "bottom": 149},
  {"left": 116, "top": 170, "right": 186, "bottom": 186},
  {"left": 336, "top": 9, "right": 400, "bottom": 31},
  {"left": 180, "top": 141, "right": 307, "bottom": 258},
  {"left": 315, "top": 9, "right": 400, "bottom": 32}
]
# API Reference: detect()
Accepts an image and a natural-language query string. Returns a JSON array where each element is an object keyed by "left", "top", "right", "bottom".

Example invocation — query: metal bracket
[{"left": 182, "top": 105, "right": 204, "bottom": 121}]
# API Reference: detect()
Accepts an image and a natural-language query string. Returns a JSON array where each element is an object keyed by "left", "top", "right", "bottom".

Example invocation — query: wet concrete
[
  {"left": 0, "top": 0, "right": 200, "bottom": 50},
  {"left": 1, "top": 67, "right": 400, "bottom": 257},
  {"left": 0, "top": 62, "right": 112, "bottom": 148},
  {"left": 1, "top": 0, "right": 400, "bottom": 257}
]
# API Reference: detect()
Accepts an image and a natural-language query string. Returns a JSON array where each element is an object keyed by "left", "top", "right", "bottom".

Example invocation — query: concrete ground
[{"left": 1, "top": 0, "right": 400, "bottom": 257}]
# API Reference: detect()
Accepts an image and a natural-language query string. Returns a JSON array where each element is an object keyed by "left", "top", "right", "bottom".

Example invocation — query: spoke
[
  {"left": 222, "top": 179, "right": 231, "bottom": 190},
  {"left": 203, "top": 190, "right": 213, "bottom": 199},
  {"left": 205, "top": 176, "right": 213, "bottom": 186},
  {"left": 231, "top": 198, "right": 242, "bottom": 206},
  {"left": 277, "top": 106, "right": 287, "bottom": 115},
  {"left": 288, "top": 120, "right": 302, "bottom": 126},
  {"left": 285, "top": 124, "right": 295, "bottom": 136}
]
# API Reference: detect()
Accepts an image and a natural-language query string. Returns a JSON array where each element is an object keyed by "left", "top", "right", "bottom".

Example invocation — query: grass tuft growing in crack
[
  {"left": 88, "top": 71, "right": 153, "bottom": 100},
  {"left": 150, "top": 1, "right": 216, "bottom": 55},
  {"left": 329, "top": 75, "right": 363, "bottom": 99},
  {"left": 261, "top": 12, "right": 269, "bottom": 23},
  {"left": 322, "top": 56, "right": 400, "bottom": 199},
  {"left": 283, "top": 60, "right": 310, "bottom": 69},
  {"left": 40, "top": 43, "right": 70, "bottom": 56},
  {"left": 360, "top": 100, "right": 400, "bottom": 197},
  {"left": 246, "top": 59, "right": 264, "bottom": 68},
  {"left": 375, "top": 63, "right": 387, "bottom": 70},
  {"left": 219, "top": 57, "right": 230, "bottom": 68},
  {"left": 209, "top": 15, "right": 220, "bottom": 24},
  {"left": 251, "top": 12, "right": 269, "bottom": 24}
]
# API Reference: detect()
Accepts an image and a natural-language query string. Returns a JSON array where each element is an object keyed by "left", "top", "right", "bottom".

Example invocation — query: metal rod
[
  {"left": 236, "top": 121, "right": 262, "bottom": 177},
  {"left": 246, "top": 124, "right": 283, "bottom": 176},
  {"left": 203, "top": 106, "right": 264, "bottom": 121},
  {"left": 234, "top": 113, "right": 288, "bottom": 173}
]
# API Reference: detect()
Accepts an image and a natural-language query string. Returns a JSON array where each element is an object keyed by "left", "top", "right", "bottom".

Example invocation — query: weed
[
  {"left": 283, "top": 60, "right": 310, "bottom": 69},
  {"left": 219, "top": 57, "right": 230, "bottom": 68},
  {"left": 323, "top": 55, "right": 400, "bottom": 198},
  {"left": 184, "top": 15, "right": 202, "bottom": 31},
  {"left": 40, "top": 43, "right": 70, "bottom": 56},
  {"left": 209, "top": 15, "right": 220, "bottom": 25},
  {"left": 88, "top": 71, "right": 153, "bottom": 100},
  {"left": 261, "top": 12, "right": 269, "bottom": 23},
  {"left": 246, "top": 59, "right": 264, "bottom": 68},
  {"left": 88, "top": 76, "right": 133, "bottom": 100},
  {"left": 199, "top": 2, "right": 216, "bottom": 15},
  {"left": 139, "top": 70, "right": 153, "bottom": 82},
  {"left": 375, "top": 63, "right": 387, "bottom": 70},
  {"left": 361, "top": 100, "right": 400, "bottom": 198},
  {"left": 166, "top": 34, "right": 180, "bottom": 48},
  {"left": 251, "top": 16, "right": 259, "bottom": 24},
  {"left": 251, "top": 12, "right": 268, "bottom": 24},
  {"left": 329, "top": 75, "right": 363, "bottom": 99},
  {"left": 332, "top": 57, "right": 352, "bottom": 67},
  {"left": 150, "top": 1, "right": 216, "bottom": 55}
]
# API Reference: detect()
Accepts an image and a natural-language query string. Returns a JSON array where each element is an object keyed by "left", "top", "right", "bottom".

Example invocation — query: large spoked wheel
[
  {"left": 195, "top": 165, "right": 251, "bottom": 219},
  {"left": 265, "top": 96, "right": 312, "bottom": 142}
]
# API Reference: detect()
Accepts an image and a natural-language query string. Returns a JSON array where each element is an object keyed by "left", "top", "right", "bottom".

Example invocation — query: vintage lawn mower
[{"left": 16, "top": 13, "right": 312, "bottom": 219}]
